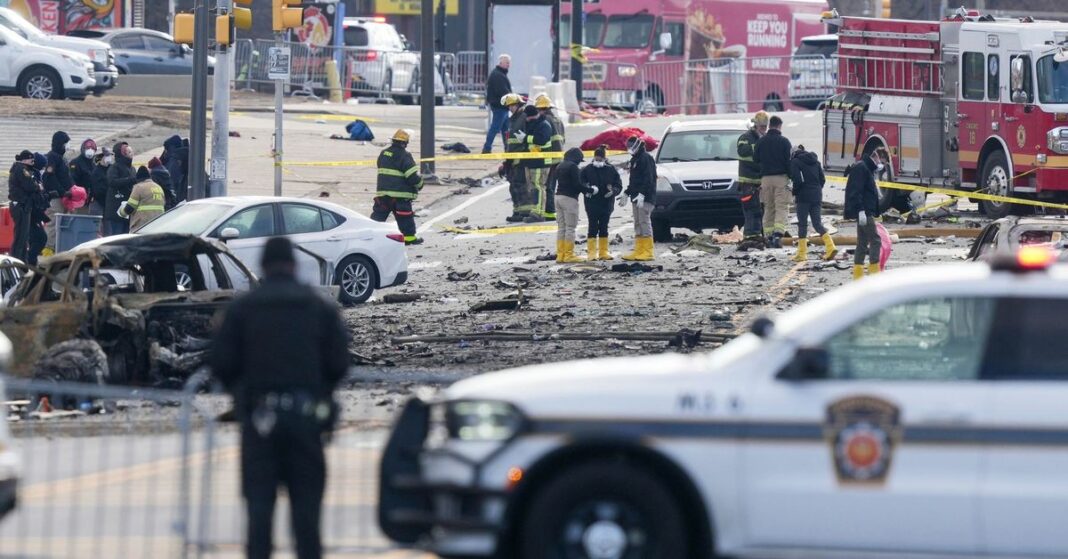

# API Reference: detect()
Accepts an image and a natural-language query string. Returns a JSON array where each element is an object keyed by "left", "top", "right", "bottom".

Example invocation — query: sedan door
[
  {"left": 740, "top": 295, "right": 996, "bottom": 554},
  {"left": 211, "top": 204, "right": 278, "bottom": 282},
  {"left": 109, "top": 33, "right": 151, "bottom": 73},
  {"left": 279, "top": 202, "right": 344, "bottom": 287},
  {"left": 142, "top": 34, "right": 190, "bottom": 74},
  {"left": 979, "top": 296, "right": 1068, "bottom": 555}
]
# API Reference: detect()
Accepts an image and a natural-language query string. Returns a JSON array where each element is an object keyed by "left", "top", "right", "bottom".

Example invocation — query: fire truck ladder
[{"left": 837, "top": 29, "right": 943, "bottom": 96}]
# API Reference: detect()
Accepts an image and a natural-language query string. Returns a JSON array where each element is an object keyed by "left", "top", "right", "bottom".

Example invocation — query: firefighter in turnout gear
[
  {"left": 519, "top": 105, "right": 555, "bottom": 223},
  {"left": 535, "top": 93, "right": 564, "bottom": 223},
  {"left": 372, "top": 129, "right": 424, "bottom": 245},
  {"left": 736, "top": 111, "right": 768, "bottom": 244},
  {"left": 502, "top": 93, "right": 535, "bottom": 222}
]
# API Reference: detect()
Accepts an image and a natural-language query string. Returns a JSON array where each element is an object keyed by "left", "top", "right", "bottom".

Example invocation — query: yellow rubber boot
[
  {"left": 867, "top": 263, "right": 881, "bottom": 275},
  {"left": 598, "top": 237, "right": 612, "bottom": 260},
  {"left": 41, "top": 247, "right": 55, "bottom": 257},
  {"left": 560, "top": 241, "right": 585, "bottom": 263},
  {"left": 587, "top": 238, "right": 598, "bottom": 262},
  {"left": 622, "top": 238, "right": 642, "bottom": 261},
  {"left": 852, "top": 264, "right": 865, "bottom": 281},
  {"left": 822, "top": 233, "right": 838, "bottom": 261},
  {"left": 642, "top": 236, "right": 656, "bottom": 261},
  {"left": 792, "top": 239, "right": 808, "bottom": 262},
  {"left": 555, "top": 240, "right": 565, "bottom": 263}
]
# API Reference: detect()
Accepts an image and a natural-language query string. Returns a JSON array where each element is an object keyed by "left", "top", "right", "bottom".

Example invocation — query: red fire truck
[
  {"left": 823, "top": 8, "right": 1068, "bottom": 217},
  {"left": 560, "top": 0, "right": 827, "bottom": 114}
]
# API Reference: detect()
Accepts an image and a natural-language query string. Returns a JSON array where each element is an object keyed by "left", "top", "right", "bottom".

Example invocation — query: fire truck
[
  {"left": 560, "top": 0, "right": 827, "bottom": 114},
  {"left": 822, "top": 8, "right": 1068, "bottom": 217}
]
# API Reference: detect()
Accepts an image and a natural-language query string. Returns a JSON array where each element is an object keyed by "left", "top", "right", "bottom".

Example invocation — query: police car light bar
[{"left": 990, "top": 246, "right": 1055, "bottom": 272}]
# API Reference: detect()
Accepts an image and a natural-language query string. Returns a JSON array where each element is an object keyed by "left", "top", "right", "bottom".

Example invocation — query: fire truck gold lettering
[{"left": 1017, "top": 125, "right": 1027, "bottom": 148}]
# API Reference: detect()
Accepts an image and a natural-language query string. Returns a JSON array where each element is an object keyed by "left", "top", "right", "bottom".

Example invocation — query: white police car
[{"left": 379, "top": 248, "right": 1068, "bottom": 559}]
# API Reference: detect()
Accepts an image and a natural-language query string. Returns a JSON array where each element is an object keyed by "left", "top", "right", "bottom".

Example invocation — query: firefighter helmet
[
  {"left": 753, "top": 110, "right": 770, "bottom": 127},
  {"left": 501, "top": 93, "right": 523, "bottom": 107},
  {"left": 534, "top": 94, "right": 553, "bottom": 109},
  {"left": 392, "top": 129, "right": 411, "bottom": 143}
]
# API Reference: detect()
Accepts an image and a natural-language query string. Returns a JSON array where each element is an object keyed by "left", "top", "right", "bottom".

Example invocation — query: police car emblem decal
[{"left": 826, "top": 396, "right": 901, "bottom": 484}]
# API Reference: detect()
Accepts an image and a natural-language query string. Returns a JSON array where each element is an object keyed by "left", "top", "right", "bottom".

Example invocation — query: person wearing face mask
[
  {"left": 104, "top": 142, "right": 137, "bottom": 237},
  {"left": 844, "top": 151, "right": 883, "bottom": 280},
  {"left": 69, "top": 139, "right": 97, "bottom": 213},
  {"left": 89, "top": 147, "right": 113, "bottom": 217},
  {"left": 581, "top": 145, "right": 623, "bottom": 261},
  {"left": 519, "top": 104, "right": 556, "bottom": 223},
  {"left": 788, "top": 144, "right": 837, "bottom": 262},
  {"left": 26, "top": 153, "right": 50, "bottom": 263},
  {"left": 42, "top": 131, "right": 73, "bottom": 256},
  {"left": 736, "top": 111, "right": 768, "bottom": 245},
  {"left": 620, "top": 136, "right": 657, "bottom": 261}
]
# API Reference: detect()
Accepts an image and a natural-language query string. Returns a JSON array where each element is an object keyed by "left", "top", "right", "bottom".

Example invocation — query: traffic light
[
  {"left": 233, "top": 0, "right": 253, "bottom": 31},
  {"left": 881, "top": 0, "right": 892, "bottom": 18},
  {"left": 273, "top": 0, "right": 303, "bottom": 32},
  {"left": 174, "top": 12, "right": 194, "bottom": 45}
]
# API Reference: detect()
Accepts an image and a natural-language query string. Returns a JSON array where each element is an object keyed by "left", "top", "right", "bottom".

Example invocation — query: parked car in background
[
  {"left": 651, "top": 119, "right": 748, "bottom": 241},
  {"left": 0, "top": 7, "right": 116, "bottom": 94},
  {"left": 341, "top": 16, "right": 448, "bottom": 104},
  {"left": 67, "top": 28, "right": 215, "bottom": 75},
  {"left": 787, "top": 34, "right": 838, "bottom": 109},
  {"left": 135, "top": 197, "right": 409, "bottom": 305},
  {"left": 0, "top": 255, "right": 25, "bottom": 306},
  {"left": 0, "top": 25, "right": 95, "bottom": 100},
  {"left": 967, "top": 216, "right": 1068, "bottom": 261}
]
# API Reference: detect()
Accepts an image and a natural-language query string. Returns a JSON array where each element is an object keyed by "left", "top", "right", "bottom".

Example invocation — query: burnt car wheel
[
  {"left": 337, "top": 255, "right": 377, "bottom": 305},
  {"left": 519, "top": 461, "right": 689, "bottom": 559}
]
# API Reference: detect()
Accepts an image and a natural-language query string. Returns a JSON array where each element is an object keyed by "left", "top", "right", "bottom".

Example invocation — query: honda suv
[
  {"left": 651, "top": 120, "right": 748, "bottom": 241},
  {"left": 341, "top": 16, "right": 448, "bottom": 104}
]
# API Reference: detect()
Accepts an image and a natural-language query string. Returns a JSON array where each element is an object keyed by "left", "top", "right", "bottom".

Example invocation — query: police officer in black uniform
[
  {"left": 371, "top": 129, "right": 424, "bottom": 245},
  {"left": 8, "top": 150, "right": 43, "bottom": 264},
  {"left": 212, "top": 237, "right": 351, "bottom": 559}
]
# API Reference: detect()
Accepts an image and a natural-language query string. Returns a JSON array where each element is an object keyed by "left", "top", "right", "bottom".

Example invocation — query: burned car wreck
[{"left": 0, "top": 234, "right": 257, "bottom": 386}]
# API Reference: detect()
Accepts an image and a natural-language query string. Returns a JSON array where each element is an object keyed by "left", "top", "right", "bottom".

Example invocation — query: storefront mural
[{"left": 1, "top": 0, "right": 123, "bottom": 34}]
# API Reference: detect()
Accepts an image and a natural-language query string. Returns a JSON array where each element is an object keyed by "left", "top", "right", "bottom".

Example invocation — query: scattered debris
[
  {"left": 381, "top": 293, "right": 423, "bottom": 304},
  {"left": 610, "top": 263, "right": 663, "bottom": 274},
  {"left": 442, "top": 142, "right": 472, "bottom": 153},
  {"left": 671, "top": 234, "right": 723, "bottom": 255},
  {"left": 447, "top": 270, "right": 480, "bottom": 281},
  {"left": 391, "top": 329, "right": 732, "bottom": 346},
  {"left": 535, "top": 252, "right": 557, "bottom": 262},
  {"left": 453, "top": 216, "right": 469, "bottom": 225},
  {"left": 611, "top": 234, "right": 624, "bottom": 245},
  {"left": 228, "top": 131, "right": 241, "bottom": 138}
]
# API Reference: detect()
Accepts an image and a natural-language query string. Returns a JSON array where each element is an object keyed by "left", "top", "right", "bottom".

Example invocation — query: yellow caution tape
[
  {"left": 282, "top": 149, "right": 628, "bottom": 168},
  {"left": 825, "top": 176, "right": 1068, "bottom": 211},
  {"left": 296, "top": 114, "right": 380, "bottom": 123},
  {"left": 440, "top": 224, "right": 557, "bottom": 235}
]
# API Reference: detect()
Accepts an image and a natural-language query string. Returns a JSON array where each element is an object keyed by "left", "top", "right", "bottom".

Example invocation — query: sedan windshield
[
  {"left": 657, "top": 130, "right": 741, "bottom": 162},
  {"left": 603, "top": 14, "right": 654, "bottom": 49},
  {"left": 136, "top": 203, "right": 233, "bottom": 235},
  {"left": 1036, "top": 54, "right": 1068, "bottom": 104}
]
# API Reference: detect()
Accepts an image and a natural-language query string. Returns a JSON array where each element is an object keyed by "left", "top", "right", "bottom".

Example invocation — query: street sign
[
  {"left": 374, "top": 0, "right": 458, "bottom": 15},
  {"left": 267, "top": 46, "right": 291, "bottom": 80}
]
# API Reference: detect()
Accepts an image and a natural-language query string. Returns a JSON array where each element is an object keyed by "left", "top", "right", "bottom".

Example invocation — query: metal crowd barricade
[
  {"left": 454, "top": 50, "right": 487, "bottom": 95},
  {"left": 0, "top": 373, "right": 395, "bottom": 557}
]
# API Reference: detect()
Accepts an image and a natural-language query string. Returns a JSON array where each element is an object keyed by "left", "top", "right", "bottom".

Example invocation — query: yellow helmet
[
  {"left": 501, "top": 93, "right": 523, "bottom": 107},
  {"left": 392, "top": 129, "right": 411, "bottom": 143},
  {"left": 752, "top": 110, "right": 770, "bottom": 127},
  {"left": 534, "top": 94, "right": 553, "bottom": 109}
]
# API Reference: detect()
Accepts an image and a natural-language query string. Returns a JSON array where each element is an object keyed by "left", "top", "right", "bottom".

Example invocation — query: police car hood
[
  {"left": 444, "top": 346, "right": 756, "bottom": 418},
  {"left": 658, "top": 160, "right": 738, "bottom": 183}
]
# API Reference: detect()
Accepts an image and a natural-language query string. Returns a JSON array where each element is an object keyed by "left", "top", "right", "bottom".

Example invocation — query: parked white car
[
  {"left": 379, "top": 249, "right": 1068, "bottom": 558},
  {"left": 341, "top": 16, "right": 448, "bottom": 105},
  {"left": 134, "top": 197, "right": 409, "bottom": 305},
  {"left": 0, "top": 24, "right": 95, "bottom": 100},
  {"left": 0, "top": 7, "right": 116, "bottom": 94},
  {"left": 0, "top": 333, "right": 18, "bottom": 521},
  {"left": 787, "top": 34, "right": 838, "bottom": 110}
]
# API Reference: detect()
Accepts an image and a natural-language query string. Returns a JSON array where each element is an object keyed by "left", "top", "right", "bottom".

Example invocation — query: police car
[{"left": 378, "top": 248, "right": 1068, "bottom": 559}]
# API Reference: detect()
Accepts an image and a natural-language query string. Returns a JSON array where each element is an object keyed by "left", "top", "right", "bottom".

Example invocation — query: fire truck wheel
[
  {"left": 979, "top": 151, "right": 1025, "bottom": 218},
  {"left": 519, "top": 460, "right": 689, "bottom": 559}
]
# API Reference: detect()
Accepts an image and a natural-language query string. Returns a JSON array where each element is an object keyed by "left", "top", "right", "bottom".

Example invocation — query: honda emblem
[{"left": 702, "top": 181, "right": 716, "bottom": 190}]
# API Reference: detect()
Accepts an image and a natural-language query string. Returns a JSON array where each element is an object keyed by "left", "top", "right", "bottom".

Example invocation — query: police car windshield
[
  {"left": 657, "top": 130, "right": 741, "bottom": 162},
  {"left": 136, "top": 202, "right": 233, "bottom": 235},
  {"left": 1036, "top": 54, "right": 1068, "bottom": 104}
]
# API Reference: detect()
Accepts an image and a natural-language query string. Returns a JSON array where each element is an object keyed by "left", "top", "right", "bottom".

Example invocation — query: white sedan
[{"left": 135, "top": 196, "right": 408, "bottom": 304}]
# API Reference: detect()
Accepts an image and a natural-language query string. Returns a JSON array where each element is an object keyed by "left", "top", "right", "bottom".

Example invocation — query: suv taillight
[
  {"left": 366, "top": 50, "right": 378, "bottom": 61},
  {"left": 387, "top": 233, "right": 404, "bottom": 243}
]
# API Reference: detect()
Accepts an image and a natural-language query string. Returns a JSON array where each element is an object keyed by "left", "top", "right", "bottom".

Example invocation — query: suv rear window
[
  {"left": 344, "top": 26, "right": 369, "bottom": 47},
  {"left": 795, "top": 39, "right": 837, "bottom": 58}
]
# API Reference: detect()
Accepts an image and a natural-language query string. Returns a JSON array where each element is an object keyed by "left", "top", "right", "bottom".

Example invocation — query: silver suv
[{"left": 341, "top": 17, "right": 448, "bottom": 104}]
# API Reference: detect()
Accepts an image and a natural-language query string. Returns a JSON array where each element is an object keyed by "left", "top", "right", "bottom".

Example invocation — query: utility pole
[
  {"left": 420, "top": 0, "right": 435, "bottom": 175},
  {"left": 435, "top": 0, "right": 446, "bottom": 52},
  {"left": 188, "top": 0, "right": 210, "bottom": 200},
  {"left": 208, "top": 0, "right": 232, "bottom": 198},
  {"left": 570, "top": 0, "right": 583, "bottom": 102},
  {"left": 274, "top": 33, "right": 284, "bottom": 196}
]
